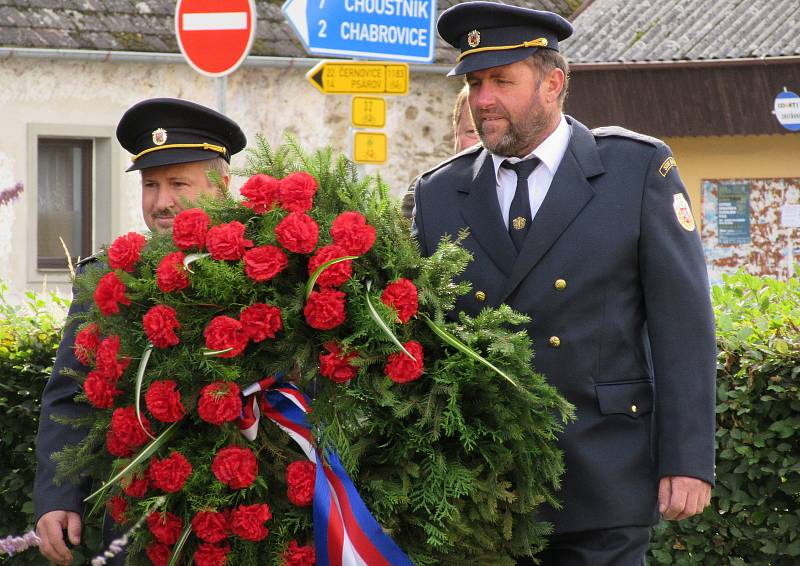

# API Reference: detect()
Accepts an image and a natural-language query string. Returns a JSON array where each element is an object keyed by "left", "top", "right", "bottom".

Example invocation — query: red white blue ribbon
[{"left": 239, "top": 376, "right": 414, "bottom": 566}]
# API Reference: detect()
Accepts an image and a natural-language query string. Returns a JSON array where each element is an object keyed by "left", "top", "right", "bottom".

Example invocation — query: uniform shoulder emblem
[
  {"left": 419, "top": 143, "right": 482, "bottom": 179},
  {"left": 673, "top": 193, "right": 696, "bottom": 232},
  {"left": 592, "top": 126, "right": 662, "bottom": 147}
]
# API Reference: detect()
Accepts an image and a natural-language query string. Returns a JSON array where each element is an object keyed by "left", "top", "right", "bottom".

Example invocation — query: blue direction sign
[{"left": 282, "top": 0, "right": 436, "bottom": 63}]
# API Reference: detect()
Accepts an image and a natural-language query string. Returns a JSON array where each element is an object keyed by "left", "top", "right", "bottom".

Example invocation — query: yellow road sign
[
  {"left": 307, "top": 60, "right": 409, "bottom": 95},
  {"left": 352, "top": 97, "right": 386, "bottom": 128},
  {"left": 353, "top": 131, "right": 387, "bottom": 164}
]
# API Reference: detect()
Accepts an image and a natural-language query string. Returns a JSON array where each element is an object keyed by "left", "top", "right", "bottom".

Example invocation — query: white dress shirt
[{"left": 490, "top": 115, "right": 571, "bottom": 228}]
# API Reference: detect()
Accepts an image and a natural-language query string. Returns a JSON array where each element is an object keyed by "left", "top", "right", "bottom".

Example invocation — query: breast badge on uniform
[
  {"left": 659, "top": 156, "right": 677, "bottom": 177},
  {"left": 673, "top": 193, "right": 696, "bottom": 232}
]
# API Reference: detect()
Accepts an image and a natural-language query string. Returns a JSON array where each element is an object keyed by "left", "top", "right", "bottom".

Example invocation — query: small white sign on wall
[{"left": 781, "top": 204, "right": 800, "bottom": 228}]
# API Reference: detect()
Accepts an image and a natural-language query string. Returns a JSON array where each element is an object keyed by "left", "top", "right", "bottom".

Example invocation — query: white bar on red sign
[{"left": 182, "top": 12, "right": 248, "bottom": 31}]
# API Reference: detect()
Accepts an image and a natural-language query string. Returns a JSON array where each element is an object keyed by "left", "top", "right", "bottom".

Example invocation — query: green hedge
[
  {"left": 0, "top": 283, "right": 65, "bottom": 563},
  {"left": 649, "top": 271, "right": 800, "bottom": 565},
  {"left": 2, "top": 272, "right": 799, "bottom": 563}
]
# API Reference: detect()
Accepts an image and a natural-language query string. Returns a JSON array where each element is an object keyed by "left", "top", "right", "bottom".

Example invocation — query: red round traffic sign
[{"left": 175, "top": 0, "right": 256, "bottom": 77}]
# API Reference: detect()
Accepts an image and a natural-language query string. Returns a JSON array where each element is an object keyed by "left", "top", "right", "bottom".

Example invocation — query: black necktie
[{"left": 501, "top": 158, "right": 540, "bottom": 250}]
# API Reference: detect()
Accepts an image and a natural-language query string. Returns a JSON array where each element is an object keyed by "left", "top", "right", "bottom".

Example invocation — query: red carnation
[
  {"left": 172, "top": 208, "right": 209, "bottom": 250},
  {"left": 384, "top": 341, "right": 425, "bottom": 383},
  {"left": 239, "top": 303, "right": 282, "bottom": 342},
  {"left": 230, "top": 503, "right": 272, "bottom": 542},
  {"left": 211, "top": 446, "right": 258, "bottom": 489},
  {"left": 283, "top": 540, "right": 316, "bottom": 566},
  {"left": 110, "top": 406, "right": 152, "bottom": 451},
  {"left": 149, "top": 452, "right": 192, "bottom": 493},
  {"left": 380, "top": 278, "right": 419, "bottom": 323},
  {"left": 145, "top": 542, "right": 172, "bottom": 566},
  {"left": 145, "top": 380, "right": 186, "bottom": 423},
  {"left": 156, "top": 251, "right": 190, "bottom": 293},
  {"left": 108, "top": 231, "right": 146, "bottom": 272},
  {"left": 94, "top": 272, "right": 131, "bottom": 316},
  {"left": 143, "top": 304, "right": 181, "bottom": 349},
  {"left": 319, "top": 342, "right": 358, "bottom": 384},
  {"left": 240, "top": 174, "right": 280, "bottom": 214},
  {"left": 107, "top": 495, "right": 127, "bottom": 525},
  {"left": 122, "top": 472, "right": 149, "bottom": 498},
  {"left": 286, "top": 460, "right": 315, "bottom": 507},
  {"left": 192, "top": 510, "right": 230, "bottom": 543},
  {"left": 95, "top": 335, "right": 130, "bottom": 381},
  {"left": 275, "top": 212, "right": 319, "bottom": 254},
  {"left": 205, "top": 221, "right": 253, "bottom": 261},
  {"left": 303, "top": 289, "right": 346, "bottom": 330},
  {"left": 307, "top": 244, "right": 352, "bottom": 288},
  {"left": 279, "top": 172, "right": 318, "bottom": 212},
  {"left": 194, "top": 542, "right": 231, "bottom": 566},
  {"left": 147, "top": 511, "right": 183, "bottom": 545},
  {"left": 204, "top": 316, "right": 248, "bottom": 358},
  {"left": 198, "top": 382, "right": 243, "bottom": 426},
  {"left": 74, "top": 322, "right": 101, "bottom": 366},
  {"left": 105, "top": 430, "right": 132, "bottom": 458},
  {"left": 84, "top": 371, "right": 121, "bottom": 409},
  {"left": 244, "top": 245, "right": 288, "bottom": 283},
  {"left": 330, "top": 211, "right": 376, "bottom": 256}
]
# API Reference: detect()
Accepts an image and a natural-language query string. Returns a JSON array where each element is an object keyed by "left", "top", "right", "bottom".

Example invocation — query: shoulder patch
[
  {"left": 592, "top": 126, "right": 662, "bottom": 147},
  {"left": 659, "top": 156, "right": 677, "bottom": 177},
  {"left": 673, "top": 193, "right": 696, "bottom": 232},
  {"left": 419, "top": 143, "right": 483, "bottom": 179}
]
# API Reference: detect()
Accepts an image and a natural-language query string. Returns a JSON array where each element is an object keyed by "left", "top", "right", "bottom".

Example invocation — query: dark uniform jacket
[
  {"left": 412, "top": 117, "right": 716, "bottom": 534},
  {"left": 34, "top": 260, "right": 95, "bottom": 522}
]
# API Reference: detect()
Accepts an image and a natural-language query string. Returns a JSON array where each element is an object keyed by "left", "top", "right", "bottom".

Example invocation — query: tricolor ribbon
[{"left": 239, "top": 376, "right": 414, "bottom": 566}]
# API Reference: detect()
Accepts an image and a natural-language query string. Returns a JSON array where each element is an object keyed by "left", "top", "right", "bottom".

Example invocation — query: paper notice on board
[{"left": 781, "top": 204, "right": 800, "bottom": 228}]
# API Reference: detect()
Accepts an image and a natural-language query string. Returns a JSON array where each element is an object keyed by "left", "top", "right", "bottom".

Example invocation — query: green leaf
[
  {"left": 305, "top": 255, "right": 358, "bottom": 299},
  {"left": 183, "top": 252, "right": 211, "bottom": 273},
  {"left": 168, "top": 522, "right": 194, "bottom": 566},
  {"left": 83, "top": 422, "right": 180, "bottom": 503},
  {"left": 421, "top": 314, "right": 518, "bottom": 388},
  {"left": 364, "top": 280, "right": 414, "bottom": 359},
  {"left": 134, "top": 345, "right": 156, "bottom": 441}
]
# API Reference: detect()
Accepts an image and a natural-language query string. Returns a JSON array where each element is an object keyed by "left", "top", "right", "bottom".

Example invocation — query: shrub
[{"left": 649, "top": 271, "right": 800, "bottom": 565}]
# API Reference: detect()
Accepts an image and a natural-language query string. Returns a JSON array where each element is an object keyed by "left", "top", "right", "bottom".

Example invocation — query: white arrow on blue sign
[{"left": 282, "top": 0, "right": 437, "bottom": 63}]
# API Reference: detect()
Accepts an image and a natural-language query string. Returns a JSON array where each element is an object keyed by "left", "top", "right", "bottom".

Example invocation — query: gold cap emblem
[
  {"left": 512, "top": 216, "right": 527, "bottom": 230},
  {"left": 672, "top": 193, "right": 696, "bottom": 232},
  {"left": 152, "top": 128, "right": 167, "bottom": 146},
  {"left": 467, "top": 29, "right": 481, "bottom": 48}
]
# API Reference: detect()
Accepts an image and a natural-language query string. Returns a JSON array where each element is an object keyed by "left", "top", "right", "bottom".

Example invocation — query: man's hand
[
  {"left": 36, "top": 510, "right": 81, "bottom": 565},
  {"left": 658, "top": 475, "right": 712, "bottom": 520}
]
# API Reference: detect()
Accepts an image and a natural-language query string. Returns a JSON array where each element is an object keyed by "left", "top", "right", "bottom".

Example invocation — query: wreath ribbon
[{"left": 239, "top": 377, "right": 414, "bottom": 566}]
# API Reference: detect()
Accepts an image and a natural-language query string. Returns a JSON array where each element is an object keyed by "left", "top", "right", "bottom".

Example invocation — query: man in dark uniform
[
  {"left": 34, "top": 98, "right": 246, "bottom": 565},
  {"left": 412, "top": 3, "right": 716, "bottom": 564}
]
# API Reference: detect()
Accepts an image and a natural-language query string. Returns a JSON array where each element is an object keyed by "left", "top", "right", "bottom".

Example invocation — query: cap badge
[
  {"left": 152, "top": 128, "right": 168, "bottom": 146},
  {"left": 673, "top": 193, "right": 696, "bottom": 232},
  {"left": 467, "top": 29, "right": 481, "bottom": 48}
]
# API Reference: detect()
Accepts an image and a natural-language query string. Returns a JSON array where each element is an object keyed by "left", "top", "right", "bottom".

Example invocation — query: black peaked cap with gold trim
[
  {"left": 116, "top": 98, "right": 247, "bottom": 172},
  {"left": 437, "top": 2, "right": 573, "bottom": 76}
]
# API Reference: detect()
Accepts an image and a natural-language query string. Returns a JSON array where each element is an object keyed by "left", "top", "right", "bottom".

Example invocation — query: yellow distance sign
[
  {"left": 307, "top": 60, "right": 409, "bottom": 95},
  {"left": 353, "top": 131, "right": 387, "bottom": 164},
  {"left": 352, "top": 97, "right": 386, "bottom": 128}
]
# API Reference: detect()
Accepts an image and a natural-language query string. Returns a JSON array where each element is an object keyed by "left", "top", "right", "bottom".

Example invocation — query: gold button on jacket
[
  {"left": 475, "top": 290, "right": 486, "bottom": 301},
  {"left": 554, "top": 278, "right": 567, "bottom": 290},
  {"left": 549, "top": 336, "right": 561, "bottom": 347}
]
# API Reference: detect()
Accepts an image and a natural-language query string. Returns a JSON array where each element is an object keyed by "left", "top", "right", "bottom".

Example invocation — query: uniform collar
[{"left": 490, "top": 114, "right": 570, "bottom": 177}]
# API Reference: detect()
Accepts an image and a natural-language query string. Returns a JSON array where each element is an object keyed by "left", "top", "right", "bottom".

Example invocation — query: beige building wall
[
  {"left": 664, "top": 134, "right": 800, "bottom": 227},
  {"left": 0, "top": 57, "right": 461, "bottom": 301}
]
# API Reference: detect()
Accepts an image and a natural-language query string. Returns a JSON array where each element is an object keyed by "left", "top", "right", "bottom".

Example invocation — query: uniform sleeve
[
  {"left": 33, "top": 280, "right": 93, "bottom": 520},
  {"left": 410, "top": 176, "right": 430, "bottom": 257},
  {"left": 638, "top": 143, "right": 716, "bottom": 485}
]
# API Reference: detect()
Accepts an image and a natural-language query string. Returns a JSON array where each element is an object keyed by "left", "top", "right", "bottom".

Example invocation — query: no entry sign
[{"left": 175, "top": 0, "right": 257, "bottom": 77}]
